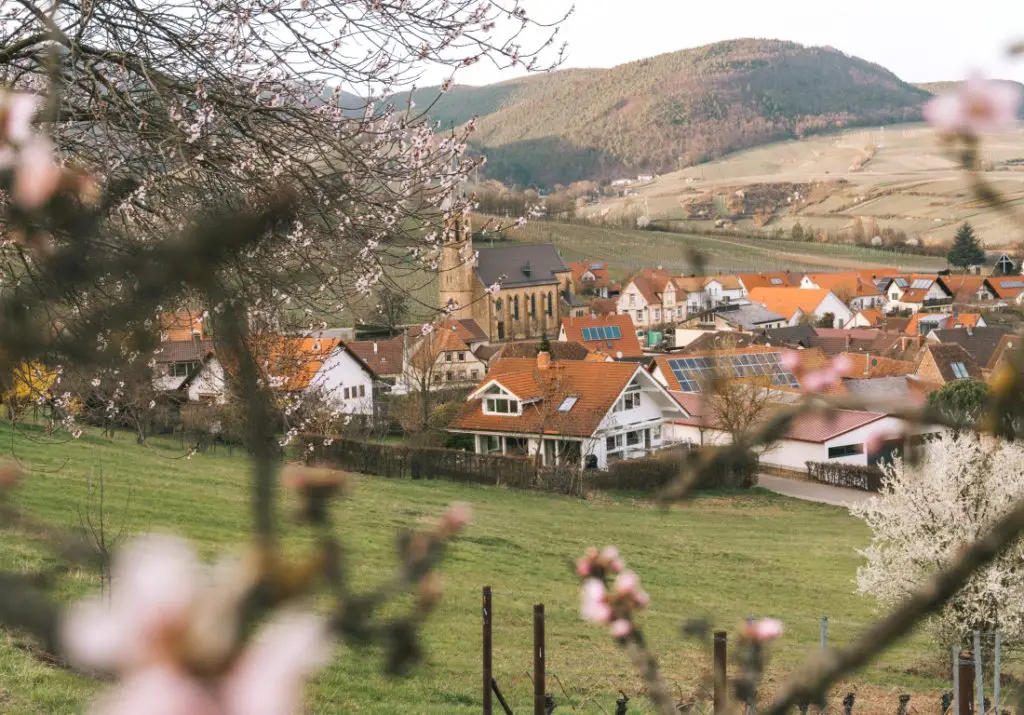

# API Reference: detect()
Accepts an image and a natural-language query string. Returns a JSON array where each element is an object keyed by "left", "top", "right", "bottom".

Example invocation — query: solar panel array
[
  {"left": 1000, "top": 280, "right": 1024, "bottom": 288},
  {"left": 667, "top": 353, "right": 801, "bottom": 393},
  {"left": 581, "top": 325, "right": 622, "bottom": 341},
  {"left": 910, "top": 279, "right": 932, "bottom": 289},
  {"left": 893, "top": 278, "right": 908, "bottom": 287}
]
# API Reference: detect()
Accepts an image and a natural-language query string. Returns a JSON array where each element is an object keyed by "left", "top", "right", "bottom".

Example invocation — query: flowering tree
[{"left": 852, "top": 433, "right": 1024, "bottom": 652}]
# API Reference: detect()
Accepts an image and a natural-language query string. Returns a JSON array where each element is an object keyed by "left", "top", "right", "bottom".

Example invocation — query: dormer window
[
  {"left": 483, "top": 385, "right": 521, "bottom": 415},
  {"left": 613, "top": 379, "right": 642, "bottom": 412}
]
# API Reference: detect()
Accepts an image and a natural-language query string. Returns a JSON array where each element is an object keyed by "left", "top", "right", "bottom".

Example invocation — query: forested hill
[{"left": 383, "top": 39, "right": 933, "bottom": 188}]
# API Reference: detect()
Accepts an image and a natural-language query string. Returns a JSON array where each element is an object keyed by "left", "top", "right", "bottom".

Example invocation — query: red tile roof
[
  {"left": 839, "top": 352, "right": 918, "bottom": 378},
  {"left": 159, "top": 311, "right": 206, "bottom": 341},
  {"left": 568, "top": 260, "right": 612, "bottom": 289},
  {"left": 449, "top": 359, "right": 644, "bottom": 438},
  {"left": 668, "top": 395, "right": 886, "bottom": 443},
  {"left": 986, "top": 276, "right": 1024, "bottom": 299},
  {"left": 737, "top": 272, "right": 799, "bottom": 290},
  {"left": 748, "top": 287, "right": 831, "bottom": 319},
  {"left": 560, "top": 313, "right": 642, "bottom": 358},
  {"left": 348, "top": 336, "right": 405, "bottom": 377}
]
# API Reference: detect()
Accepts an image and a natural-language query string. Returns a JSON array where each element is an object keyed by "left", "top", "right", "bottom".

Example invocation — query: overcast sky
[{"left": 433, "top": 0, "right": 1024, "bottom": 87}]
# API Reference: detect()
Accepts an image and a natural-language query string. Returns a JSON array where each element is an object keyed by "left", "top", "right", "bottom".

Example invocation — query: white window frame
[{"left": 484, "top": 396, "right": 521, "bottom": 415}]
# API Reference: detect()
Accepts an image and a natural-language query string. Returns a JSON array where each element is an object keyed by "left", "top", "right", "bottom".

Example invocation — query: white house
[
  {"left": 799, "top": 272, "right": 886, "bottom": 311},
  {"left": 152, "top": 339, "right": 216, "bottom": 393},
  {"left": 306, "top": 343, "right": 378, "bottom": 416},
  {"left": 617, "top": 268, "right": 673, "bottom": 327},
  {"left": 179, "top": 355, "right": 229, "bottom": 405},
  {"left": 447, "top": 354, "right": 686, "bottom": 469},
  {"left": 665, "top": 394, "right": 940, "bottom": 472},
  {"left": 747, "top": 287, "right": 853, "bottom": 328},
  {"left": 880, "top": 276, "right": 953, "bottom": 313}
]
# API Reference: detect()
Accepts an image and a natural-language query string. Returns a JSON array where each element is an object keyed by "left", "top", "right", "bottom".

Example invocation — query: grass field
[
  {"left": 0, "top": 422, "right": 958, "bottom": 714},
  {"left": 502, "top": 220, "right": 947, "bottom": 277}
]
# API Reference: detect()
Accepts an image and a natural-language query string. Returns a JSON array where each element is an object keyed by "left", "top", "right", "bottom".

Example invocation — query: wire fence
[{"left": 479, "top": 592, "right": 1021, "bottom": 715}]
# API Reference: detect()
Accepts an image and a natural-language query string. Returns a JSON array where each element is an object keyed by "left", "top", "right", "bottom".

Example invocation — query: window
[
  {"left": 546, "top": 292, "right": 553, "bottom": 316},
  {"left": 445, "top": 353, "right": 452, "bottom": 362},
  {"left": 483, "top": 435, "right": 501, "bottom": 453},
  {"left": 557, "top": 396, "right": 579, "bottom": 412},
  {"left": 358, "top": 385, "right": 366, "bottom": 398},
  {"left": 343, "top": 387, "right": 351, "bottom": 399},
  {"left": 530, "top": 294, "right": 537, "bottom": 318},
  {"left": 626, "top": 430, "right": 642, "bottom": 447},
  {"left": 606, "top": 434, "right": 624, "bottom": 453},
  {"left": 446, "top": 371, "right": 454, "bottom": 381},
  {"left": 950, "top": 361, "right": 970, "bottom": 379},
  {"left": 828, "top": 444, "right": 864, "bottom": 459},
  {"left": 614, "top": 381, "right": 642, "bottom": 411},
  {"left": 513, "top": 296, "right": 520, "bottom": 320},
  {"left": 169, "top": 361, "right": 199, "bottom": 378},
  {"left": 629, "top": 295, "right": 635, "bottom": 308},
  {"left": 770, "top": 277, "right": 783, "bottom": 285},
  {"left": 653, "top": 308, "right": 661, "bottom": 321},
  {"left": 484, "top": 395, "right": 520, "bottom": 415},
  {"left": 497, "top": 322, "right": 505, "bottom": 340},
  {"left": 653, "top": 425, "right": 662, "bottom": 441},
  {"left": 495, "top": 298, "right": 503, "bottom": 313},
  {"left": 471, "top": 369, "right": 479, "bottom": 379},
  {"left": 458, "top": 352, "right": 465, "bottom": 361}
]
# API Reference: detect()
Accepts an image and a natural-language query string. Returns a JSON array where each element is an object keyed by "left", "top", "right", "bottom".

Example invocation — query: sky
[{"left": 430, "top": 0, "right": 1024, "bottom": 87}]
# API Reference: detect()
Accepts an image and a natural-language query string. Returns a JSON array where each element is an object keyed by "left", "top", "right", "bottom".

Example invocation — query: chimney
[{"left": 537, "top": 350, "right": 551, "bottom": 370}]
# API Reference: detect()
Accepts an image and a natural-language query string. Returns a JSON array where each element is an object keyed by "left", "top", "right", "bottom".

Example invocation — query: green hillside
[{"left": 389, "top": 39, "right": 933, "bottom": 188}]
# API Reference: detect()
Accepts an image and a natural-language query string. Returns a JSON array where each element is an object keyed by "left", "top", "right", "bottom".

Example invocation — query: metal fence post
[
  {"left": 974, "top": 631, "right": 983, "bottom": 714},
  {"left": 994, "top": 630, "right": 1001, "bottom": 715},
  {"left": 483, "top": 586, "right": 493, "bottom": 715},
  {"left": 714, "top": 631, "right": 728, "bottom": 715},
  {"left": 820, "top": 616, "right": 828, "bottom": 650},
  {"left": 534, "top": 603, "right": 546, "bottom": 715},
  {"left": 959, "top": 650, "right": 975, "bottom": 715}
]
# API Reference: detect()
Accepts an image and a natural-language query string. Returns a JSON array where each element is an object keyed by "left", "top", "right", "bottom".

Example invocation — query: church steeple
[{"left": 438, "top": 167, "right": 474, "bottom": 320}]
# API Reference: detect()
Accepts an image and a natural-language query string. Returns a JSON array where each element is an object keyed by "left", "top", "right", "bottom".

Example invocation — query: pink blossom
[
  {"left": 609, "top": 619, "right": 633, "bottom": 638},
  {"left": 2, "top": 92, "right": 39, "bottom": 143},
  {"left": 613, "top": 569, "right": 640, "bottom": 596},
  {"left": 420, "top": 322, "right": 434, "bottom": 335},
  {"left": 781, "top": 350, "right": 801, "bottom": 373},
  {"left": 608, "top": 558, "right": 624, "bottom": 574},
  {"left": 750, "top": 618, "right": 783, "bottom": 642},
  {"left": 219, "top": 610, "right": 331, "bottom": 715},
  {"left": 830, "top": 354, "right": 853, "bottom": 377},
  {"left": 575, "top": 558, "right": 591, "bottom": 578},
  {"left": 89, "top": 666, "right": 219, "bottom": 715},
  {"left": 13, "top": 138, "right": 62, "bottom": 208},
  {"left": 599, "top": 545, "right": 619, "bottom": 563},
  {"left": 62, "top": 533, "right": 202, "bottom": 672},
  {"left": 924, "top": 74, "right": 1022, "bottom": 136},
  {"left": 633, "top": 590, "right": 650, "bottom": 608},
  {"left": 579, "top": 578, "right": 611, "bottom": 624},
  {"left": 441, "top": 501, "right": 473, "bottom": 533}
]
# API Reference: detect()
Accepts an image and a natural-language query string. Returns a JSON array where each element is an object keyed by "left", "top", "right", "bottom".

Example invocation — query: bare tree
[{"left": 77, "top": 466, "right": 134, "bottom": 598}]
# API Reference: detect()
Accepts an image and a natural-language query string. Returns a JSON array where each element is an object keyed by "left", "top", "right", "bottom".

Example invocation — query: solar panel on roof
[
  {"left": 582, "top": 325, "right": 621, "bottom": 341},
  {"left": 894, "top": 278, "right": 908, "bottom": 287},
  {"left": 770, "top": 278, "right": 783, "bottom": 285},
  {"left": 590, "top": 262, "right": 605, "bottom": 270},
  {"left": 910, "top": 279, "right": 932, "bottom": 289},
  {"left": 1000, "top": 280, "right": 1024, "bottom": 288},
  {"left": 666, "top": 353, "right": 800, "bottom": 393}
]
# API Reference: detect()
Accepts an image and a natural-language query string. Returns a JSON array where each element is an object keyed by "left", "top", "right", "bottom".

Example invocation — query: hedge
[{"left": 806, "top": 461, "right": 884, "bottom": 492}]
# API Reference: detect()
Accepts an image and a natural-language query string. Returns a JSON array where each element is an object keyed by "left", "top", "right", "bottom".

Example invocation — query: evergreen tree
[
  {"left": 948, "top": 222, "right": 986, "bottom": 268},
  {"left": 538, "top": 333, "right": 551, "bottom": 354}
]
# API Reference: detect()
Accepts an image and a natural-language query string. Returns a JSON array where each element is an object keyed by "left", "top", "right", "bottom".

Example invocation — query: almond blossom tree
[{"left": 852, "top": 433, "right": 1024, "bottom": 653}]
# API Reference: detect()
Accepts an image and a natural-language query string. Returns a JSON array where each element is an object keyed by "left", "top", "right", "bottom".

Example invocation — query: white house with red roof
[{"left": 664, "top": 394, "right": 939, "bottom": 471}]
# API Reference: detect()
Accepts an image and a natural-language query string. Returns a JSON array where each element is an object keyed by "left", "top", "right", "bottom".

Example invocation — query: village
[{"left": 142, "top": 212, "right": 1024, "bottom": 483}]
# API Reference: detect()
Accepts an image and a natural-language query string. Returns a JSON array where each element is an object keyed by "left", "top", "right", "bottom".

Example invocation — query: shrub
[
  {"left": 588, "top": 446, "right": 758, "bottom": 492},
  {"left": 806, "top": 461, "right": 883, "bottom": 491}
]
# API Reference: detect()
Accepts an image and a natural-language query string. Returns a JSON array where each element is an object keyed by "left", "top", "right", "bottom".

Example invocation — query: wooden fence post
[
  {"left": 534, "top": 603, "right": 545, "bottom": 715},
  {"left": 714, "top": 630, "right": 727, "bottom": 714},
  {"left": 958, "top": 650, "right": 975, "bottom": 715},
  {"left": 483, "top": 586, "right": 492, "bottom": 715}
]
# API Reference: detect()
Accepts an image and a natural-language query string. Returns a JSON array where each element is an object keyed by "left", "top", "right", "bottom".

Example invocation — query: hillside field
[
  {"left": 0, "top": 422, "right": 968, "bottom": 714},
  {"left": 499, "top": 220, "right": 948, "bottom": 277},
  {"left": 582, "top": 123, "right": 1024, "bottom": 247}
]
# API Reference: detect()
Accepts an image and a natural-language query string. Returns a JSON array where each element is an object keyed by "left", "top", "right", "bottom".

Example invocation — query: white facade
[
  {"left": 185, "top": 357, "right": 228, "bottom": 405},
  {"left": 617, "top": 283, "right": 656, "bottom": 327},
  {"left": 309, "top": 347, "right": 376, "bottom": 416},
  {"left": 809, "top": 292, "right": 854, "bottom": 328},
  {"left": 458, "top": 369, "right": 685, "bottom": 470},
  {"left": 886, "top": 281, "right": 951, "bottom": 313},
  {"left": 665, "top": 415, "right": 926, "bottom": 471},
  {"left": 703, "top": 279, "right": 744, "bottom": 304}
]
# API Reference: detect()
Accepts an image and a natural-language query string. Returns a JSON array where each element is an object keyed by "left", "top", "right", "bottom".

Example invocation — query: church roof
[{"left": 475, "top": 243, "right": 569, "bottom": 288}]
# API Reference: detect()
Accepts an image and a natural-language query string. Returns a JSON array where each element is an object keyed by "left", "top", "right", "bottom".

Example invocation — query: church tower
[{"left": 438, "top": 190, "right": 475, "bottom": 321}]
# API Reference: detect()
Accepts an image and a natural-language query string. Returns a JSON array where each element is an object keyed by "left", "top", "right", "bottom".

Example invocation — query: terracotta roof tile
[
  {"left": 839, "top": 352, "right": 917, "bottom": 378},
  {"left": 159, "top": 311, "right": 207, "bottom": 341},
  {"left": 568, "top": 260, "right": 612, "bottom": 288},
  {"left": 921, "top": 343, "right": 981, "bottom": 383},
  {"left": 737, "top": 272, "right": 799, "bottom": 290},
  {"left": 748, "top": 287, "right": 831, "bottom": 320},
  {"left": 560, "top": 314, "right": 642, "bottom": 358},
  {"left": 987, "top": 276, "right": 1024, "bottom": 299},
  {"left": 153, "top": 339, "right": 215, "bottom": 364},
  {"left": 493, "top": 341, "right": 591, "bottom": 361},
  {"left": 449, "top": 359, "right": 643, "bottom": 438}
]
